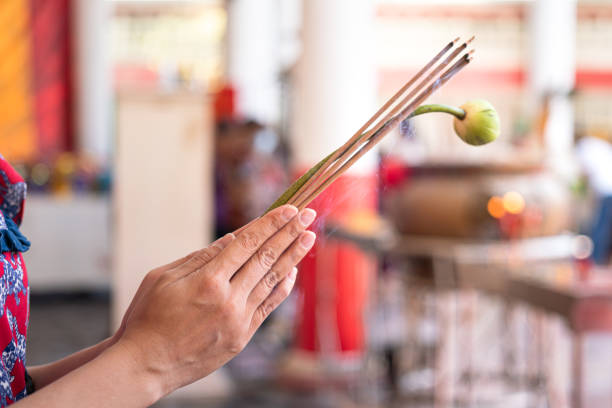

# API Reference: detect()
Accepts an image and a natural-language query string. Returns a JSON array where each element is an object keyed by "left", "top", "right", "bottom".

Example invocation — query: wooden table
[
  {"left": 326, "top": 223, "right": 612, "bottom": 407},
  {"left": 504, "top": 268, "right": 612, "bottom": 408}
]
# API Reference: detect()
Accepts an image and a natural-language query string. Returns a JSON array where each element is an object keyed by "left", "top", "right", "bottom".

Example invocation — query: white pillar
[
  {"left": 73, "top": 0, "right": 111, "bottom": 162},
  {"left": 529, "top": 0, "right": 577, "bottom": 176},
  {"left": 292, "top": 0, "right": 377, "bottom": 174},
  {"left": 289, "top": 0, "right": 377, "bottom": 361},
  {"left": 226, "top": 0, "right": 280, "bottom": 124}
]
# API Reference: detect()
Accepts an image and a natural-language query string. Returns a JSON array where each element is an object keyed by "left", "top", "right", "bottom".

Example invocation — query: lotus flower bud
[{"left": 453, "top": 99, "right": 500, "bottom": 146}]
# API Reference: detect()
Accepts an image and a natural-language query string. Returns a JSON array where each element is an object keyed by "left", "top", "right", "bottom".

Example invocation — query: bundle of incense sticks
[{"left": 267, "top": 36, "right": 475, "bottom": 213}]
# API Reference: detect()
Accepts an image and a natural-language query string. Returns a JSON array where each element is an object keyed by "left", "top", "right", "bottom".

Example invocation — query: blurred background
[{"left": 3, "top": 0, "right": 612, "bottom": 406}]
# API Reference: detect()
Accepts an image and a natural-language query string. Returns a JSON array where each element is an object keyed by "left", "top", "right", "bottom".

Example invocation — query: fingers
[
  {"left": 172, "top": 233, "right": 236, "bottom": 278},
  {"left": 203, "top": 205, "right": 299, "bottom": 280},
  {"left": 231, "top": 208, "right": 316, "bottom": 291},
  {"left": 249, "top": 267, "right": 299, "bottom": 335},
  {"left": 246, "top": 230, "right": 315, "bottom": 311}
]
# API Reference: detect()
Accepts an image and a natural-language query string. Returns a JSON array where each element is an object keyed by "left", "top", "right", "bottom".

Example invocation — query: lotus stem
[
  {"left": 265, "top": 152, "right": 334, "bottom": 212},
  {"left": 408, "top": 103, "right": 466, "bottom": 120}
]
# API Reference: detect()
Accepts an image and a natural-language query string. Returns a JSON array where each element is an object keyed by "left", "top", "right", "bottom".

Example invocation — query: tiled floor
[{"left": 27, "top": 293, "right": 111, "bottom": 366}]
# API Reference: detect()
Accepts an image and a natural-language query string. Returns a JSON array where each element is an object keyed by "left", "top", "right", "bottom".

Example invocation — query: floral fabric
[{"left": 0, "top": 156, "right": 29, "bottom": 406}]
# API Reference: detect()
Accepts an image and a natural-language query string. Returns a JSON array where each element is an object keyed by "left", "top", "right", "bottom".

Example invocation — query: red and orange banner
[
  {"left": 0, "top": 0, "right": 72, "bottom": 163},
  {"left": 0, "top": 0, "right": 37, "bottom": 161}
]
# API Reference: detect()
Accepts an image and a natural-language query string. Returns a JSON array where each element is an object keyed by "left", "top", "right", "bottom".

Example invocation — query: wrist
[
  {"left": 103, "top": 340, "right": 168, "bottom": 405},
  {"left": 106, "top": 331, "right": 123, "bottom": 351},
  {"left": 99, "top": 335, "right": 117, "bottom": 352}
]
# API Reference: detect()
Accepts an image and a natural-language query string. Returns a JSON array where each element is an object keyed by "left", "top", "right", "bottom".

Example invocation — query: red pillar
[
  {"left": 290, "top": 0, "right": 376, "bottom": 359},
  {"left": 295, "top": 173, "right": 377, "bottom": 354}
]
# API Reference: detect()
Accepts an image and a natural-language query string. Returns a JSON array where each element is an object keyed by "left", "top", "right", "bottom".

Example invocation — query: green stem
[
  {"left": 265, "top": 133, "right": 368, "bottom": 212},
  {"left": 265, "top": 103, "right": 465, "bottom": 212},
  {"left": 408, "top": 103, "right": 465, "bottom": 120},
  {"left": 265, "top": 152, "right": 334, "bottom": 212}
]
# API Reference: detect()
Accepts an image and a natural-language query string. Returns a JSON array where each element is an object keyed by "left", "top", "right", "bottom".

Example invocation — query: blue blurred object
[
  {"left": 399, "top": 117, "right": 416, "bottom": 139},
  {"left": 589, "top": 195, "right": 612, "bottom": 264}
]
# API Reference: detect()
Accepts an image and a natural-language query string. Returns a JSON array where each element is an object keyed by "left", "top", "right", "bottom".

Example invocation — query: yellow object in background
[
  {"left": 0, "top": 0, "right": 37, "bottom": 162},
  {"left": 503, "top": 191, "right": 525, "bottom": 215},
  {"left": 341, "top": 209, "right": 391, "bottom": 238},
  {"left": 50, "top": 153, "right": 77, "bottom": 196}
]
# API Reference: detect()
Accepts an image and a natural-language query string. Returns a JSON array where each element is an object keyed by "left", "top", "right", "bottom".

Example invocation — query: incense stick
[
  {"left": 287, "top": 37, "right": 461, "bottom": 206},
  {"left": 294, "top": 53, "right": 473, "bottom": 210},
  {"left": 265, "top": 37, "right": 477, "bottom": 214},
  {"left": 292, "top": 40, "right": 473, "bottom": 207}
]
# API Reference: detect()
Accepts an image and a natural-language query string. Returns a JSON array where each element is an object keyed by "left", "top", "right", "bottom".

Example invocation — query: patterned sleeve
[
  {"left": 0, "top": 158, "right": 26, "bottom": 227},
  {"left": 0, "top": 156, "right": 31, "bottom": 405}
]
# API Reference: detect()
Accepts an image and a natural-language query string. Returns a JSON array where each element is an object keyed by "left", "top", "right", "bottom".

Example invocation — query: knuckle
[
  {"left": 257, "top": 246, "right": 277, "bottom": 269},
  {"left": 225, "top": 336, "right": 245, "bottom": 355},
  {"left": 287, "top": 223, "right": 302, "bottom": 239},
  {"left": 238, "top": 231, "right": 260, "bottom": 252},
  {"left": 146, "top": 269, "right": 163, "bottom": 283},
  {"left": 191, "top": 249, "right": 214, "bottom": 265},
  {"left": 200, "top": 276, "right": 226, "bottom": 298},
  {"left": 290, "top": 245, "right": 307, "bottom": 264},
  {"left": 278, "top": 284, "right": 292, "bottom": 299},
  {"left": 157, "top": 271, "right": 174, "bottom": 285},
  {"left": 254, "top": 308, "right": 267, "bottom": 326},
  {"left": 269, "top": 212, "right": 287, "bottom": 230},
  {"left": 263, "top": 269, "right": 281, "bottom": 289},
  {"left": 259, "top": 301, "right": 275, "bottom": 320}
]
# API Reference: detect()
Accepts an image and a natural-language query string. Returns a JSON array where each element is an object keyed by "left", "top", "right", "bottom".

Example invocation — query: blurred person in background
[
  {"left": 0, "top": 154, "right": 317, "bottom": 407},
  {"left": 215, "top": 119, "right": 287, "bottom": 237},
  {"left": 576, "top": 133, "right": 612, "bottom": 264}
]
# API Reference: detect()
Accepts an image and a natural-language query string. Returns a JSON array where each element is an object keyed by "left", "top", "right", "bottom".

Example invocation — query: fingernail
[
  {"left": 289, "top": 267, "right": 298, "bottom": 281},
  {"left": 281, "top": 205, "right": 298, "bottom": 222},
  {"left": 300, "top": 231, "right": 316, "bottom": 249},
  {"left": 298, "top": 208, "right": 316, "bottom": 227}
]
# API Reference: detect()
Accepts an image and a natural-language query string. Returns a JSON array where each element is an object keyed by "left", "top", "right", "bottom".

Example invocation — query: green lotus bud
[{"left": 453, "top": 99, "right": 500, "bottom": 146}]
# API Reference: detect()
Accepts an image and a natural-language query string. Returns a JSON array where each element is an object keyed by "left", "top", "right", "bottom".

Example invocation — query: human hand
[
  {"left": 111, "top": 205, "right": 317, "bottom": 400},
  {"left": 109, "top": 233, "right": 237, "bottom": 348}
]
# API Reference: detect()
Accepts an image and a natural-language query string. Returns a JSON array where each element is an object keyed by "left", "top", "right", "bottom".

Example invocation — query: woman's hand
[{"left": 112, "top": 204, "right": 317, "bottom": 399}]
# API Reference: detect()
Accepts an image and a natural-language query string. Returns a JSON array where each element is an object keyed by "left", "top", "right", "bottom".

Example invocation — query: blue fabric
[
  {"left": 590, "top": 195, "right": 612, "bottom": 264},
  {"left": 0, "top": 215, "right": 29, "bottom": 254}
]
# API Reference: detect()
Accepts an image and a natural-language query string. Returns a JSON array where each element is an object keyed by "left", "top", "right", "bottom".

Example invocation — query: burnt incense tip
[{"left": 459, "top": 53, "right": 472, "bottom": 63}]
